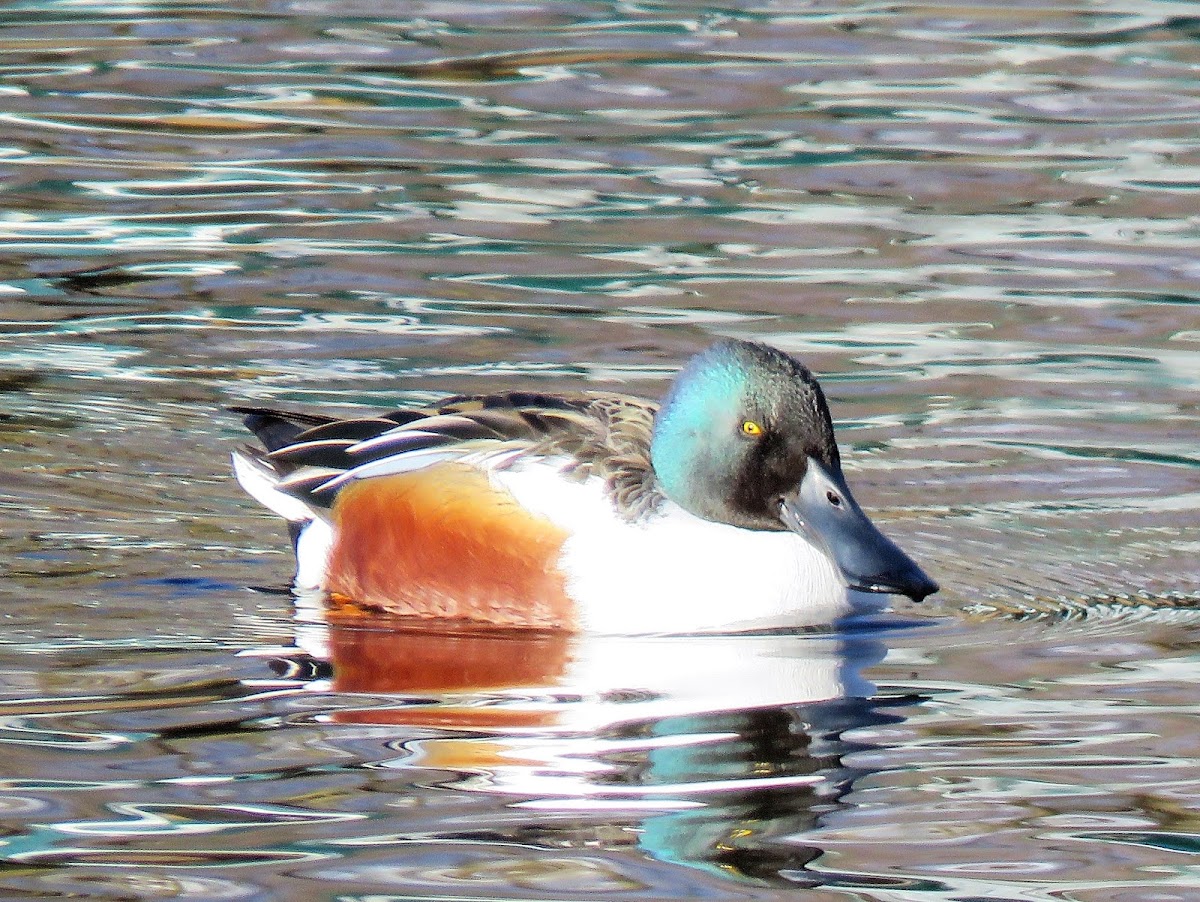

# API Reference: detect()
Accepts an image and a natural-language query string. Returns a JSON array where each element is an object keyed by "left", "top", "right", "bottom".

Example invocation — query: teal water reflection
[{"left": 1, "top": 0, "right": 1198, "bottom": 898}]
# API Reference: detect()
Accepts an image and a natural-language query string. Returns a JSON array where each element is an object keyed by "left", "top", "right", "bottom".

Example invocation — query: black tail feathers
[{"left": 228, "top": 405, "right": 335, "bottom": 453}]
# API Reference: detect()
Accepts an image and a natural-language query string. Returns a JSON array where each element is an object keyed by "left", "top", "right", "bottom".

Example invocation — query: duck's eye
[
  {"left": 741, "top": 420, "right": 763, "bottom": 437},
  {"left": 826, "top": 490, "right": 843, "bottom": 508}
]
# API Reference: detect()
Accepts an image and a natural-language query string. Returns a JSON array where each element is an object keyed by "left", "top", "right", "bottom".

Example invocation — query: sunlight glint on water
[{"left": 0, "top": 1, "right": 1197, "bottom": 899}]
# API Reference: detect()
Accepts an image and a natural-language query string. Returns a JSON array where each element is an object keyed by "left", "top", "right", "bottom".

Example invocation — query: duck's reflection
[{"left": 267, "top": 610, "right": 903, "bottom": 887}]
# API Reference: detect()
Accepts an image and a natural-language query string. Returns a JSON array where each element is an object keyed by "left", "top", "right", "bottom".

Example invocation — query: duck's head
[{"left": 650, "top": 339, "right": 938, "bottom": 603}]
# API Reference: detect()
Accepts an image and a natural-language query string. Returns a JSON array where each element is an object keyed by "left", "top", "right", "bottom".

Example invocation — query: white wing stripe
[
  {"left": 314, "top": 447, "right": 466, "bottom": 494},
  {"left": 348, "top": 429, "right": 440, "bottom": 456}
]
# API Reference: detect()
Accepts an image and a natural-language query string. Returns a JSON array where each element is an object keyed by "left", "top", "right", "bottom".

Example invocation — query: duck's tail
[{"left": 230, "top": 408, "right": 334, "bottom": 591}]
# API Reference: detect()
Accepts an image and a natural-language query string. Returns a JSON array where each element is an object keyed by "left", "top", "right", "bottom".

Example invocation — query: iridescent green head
[
  {"left": 650, "top": 339, "right": 938, "bottom": 602},
  {"left": 651, "top": 339, "right": 839, "bottom": 531}
]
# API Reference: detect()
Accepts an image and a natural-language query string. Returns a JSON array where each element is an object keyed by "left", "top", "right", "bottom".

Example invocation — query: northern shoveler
[{"left": 232, "top": 339, "right": 937, "bottom": 633}]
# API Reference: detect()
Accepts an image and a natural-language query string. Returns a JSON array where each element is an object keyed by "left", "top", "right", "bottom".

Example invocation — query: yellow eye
[{"left": 741, "top": 419, "right": 763, "bottom": 437}]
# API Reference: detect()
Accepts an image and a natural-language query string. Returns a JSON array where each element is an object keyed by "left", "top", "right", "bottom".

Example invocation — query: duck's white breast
[{"left": 491, "top": 459, "right": 853, "bottom": 634}]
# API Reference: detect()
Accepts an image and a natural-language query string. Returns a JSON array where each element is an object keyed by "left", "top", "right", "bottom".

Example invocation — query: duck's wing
[{"left": 230, "top": 392, "right": 662, "bottom": 517}]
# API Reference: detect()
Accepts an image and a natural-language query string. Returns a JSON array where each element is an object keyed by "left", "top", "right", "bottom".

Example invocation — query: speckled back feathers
[{"left": 232, "top": 390, "right": 664, "bottom": 521}]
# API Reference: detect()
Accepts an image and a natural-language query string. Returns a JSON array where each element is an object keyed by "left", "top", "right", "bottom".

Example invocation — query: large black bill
[{"left": 779, "top": 458, "right": 939, "bottom": 602}]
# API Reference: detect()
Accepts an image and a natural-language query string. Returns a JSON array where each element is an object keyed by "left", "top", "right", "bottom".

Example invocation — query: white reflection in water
[{"left": 240, "top": 602, "right": 898, "bottom": 883}]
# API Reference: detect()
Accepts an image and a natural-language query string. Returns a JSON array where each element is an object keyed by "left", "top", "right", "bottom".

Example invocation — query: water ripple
[{"left": 1, "top": 1, "right": 1198, "bottom": 898}]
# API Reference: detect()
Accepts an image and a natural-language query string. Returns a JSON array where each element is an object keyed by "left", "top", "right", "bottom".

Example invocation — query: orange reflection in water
[{"left": 323, "top": 616, "right": 572, "bottom": 729}]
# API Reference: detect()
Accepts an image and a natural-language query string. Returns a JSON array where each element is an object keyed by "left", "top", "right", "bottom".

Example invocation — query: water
[{"left": 1, "top": 1, "right": 1198, "bottom": 898}]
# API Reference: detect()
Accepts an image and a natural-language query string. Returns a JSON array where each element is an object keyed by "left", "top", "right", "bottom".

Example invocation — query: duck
[{"left": 231, "top": 338, "right": 937, "bottom": 634}]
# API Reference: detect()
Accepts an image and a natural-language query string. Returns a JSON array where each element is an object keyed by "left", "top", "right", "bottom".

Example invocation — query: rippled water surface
[{"left": 1, "top": 1, "right": 1198, "bottom": 899}]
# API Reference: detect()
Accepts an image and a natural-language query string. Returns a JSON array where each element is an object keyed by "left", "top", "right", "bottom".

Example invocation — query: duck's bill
[{"left": 779, "top": 458, "right": 939, "bottom": 603}]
